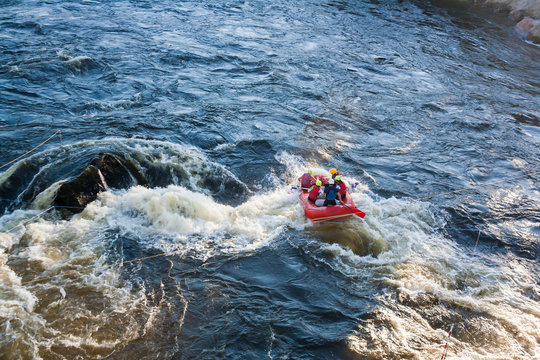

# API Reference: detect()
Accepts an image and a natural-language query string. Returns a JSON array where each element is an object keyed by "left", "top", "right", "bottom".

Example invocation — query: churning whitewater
[{"left": 1, "top": 0, "right": 539, "bottom": 359}]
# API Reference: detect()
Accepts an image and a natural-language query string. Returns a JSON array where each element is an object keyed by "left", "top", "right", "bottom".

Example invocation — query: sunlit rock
[{"left": 516, "top": 16, "right": 540, "bottom": 43}]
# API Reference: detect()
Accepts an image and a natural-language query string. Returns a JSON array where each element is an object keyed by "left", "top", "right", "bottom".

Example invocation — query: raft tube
[{"left": 298, "top": 188, "right": 363, "bottom": 222}]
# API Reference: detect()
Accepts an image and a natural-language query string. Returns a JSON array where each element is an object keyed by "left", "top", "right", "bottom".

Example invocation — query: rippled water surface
[{"left": 0, "top": 0, "right": 539, "bottom": 359}]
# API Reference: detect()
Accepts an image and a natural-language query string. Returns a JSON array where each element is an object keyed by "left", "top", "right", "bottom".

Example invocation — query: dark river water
[{"left": 1, "top": 0, "right": 539, "bottom": 359}]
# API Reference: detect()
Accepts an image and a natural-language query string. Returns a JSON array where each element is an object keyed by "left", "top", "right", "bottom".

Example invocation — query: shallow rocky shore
[
  {"left": 475, "top": 0, "right": 540, "bottom": 43},
  {"left": 515, "top": 16, "right": 540, "bottom": 43}
]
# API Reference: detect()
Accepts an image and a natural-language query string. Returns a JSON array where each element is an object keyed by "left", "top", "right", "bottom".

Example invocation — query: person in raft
[
  {"left": 323, "top": 178, "right": 339, "bottom": 206},
  {"left": 335, "top": 175, "right": 347, "bottom": 201},
  {"left": 307, "top": 180, "right": 323, "bottom": 203},
  {"left": 329, "top": 168, "right": 341, "bottom": 179},
  {"left": 299, "top": 169, "right": 315, "bottom": 190}
]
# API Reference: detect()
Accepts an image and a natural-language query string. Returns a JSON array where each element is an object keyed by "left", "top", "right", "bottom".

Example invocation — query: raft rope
[
  {"left": 0, "top": 155, "right": 536, "bottom": 286},
  {"left": 4, "top": 207, "right": 54, "bottom": 233},
  {"left": 3, "top": 170, "right": 535, "bottom": 286},
  {"left": 0, "top": 198, "right": 85, "bottom": 209},
  {"left": 0, "top": 130, "right": 532, "bottom": 359},
  {"left": 474, "top": 230, "right": 481, "bottom": 252},
  {"left": 19, "top": 251, "right": 178, "bottom": 286},
  {"left": 0, "top": 129, "right": 61, "bottom": 170}
]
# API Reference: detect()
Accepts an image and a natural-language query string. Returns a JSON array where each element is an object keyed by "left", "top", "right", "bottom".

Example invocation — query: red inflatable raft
[{"left": 298, "top": 177, "right": 366, "bottom": 222}]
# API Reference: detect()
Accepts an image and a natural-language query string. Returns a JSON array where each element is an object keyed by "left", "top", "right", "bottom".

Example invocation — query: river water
[{"left": 0, "top": 0, "right": 538, "bottom": 359}]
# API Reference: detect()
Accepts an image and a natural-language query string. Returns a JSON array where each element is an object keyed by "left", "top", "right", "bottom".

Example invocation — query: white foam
[
  {"left": 32, "top": 180, "right": 66, "bottom": 209},
  {"left": 308, "top": 191, "right": 540, "bottom": 358},
  {"left": 0, "top": 209, "right": 152, "bottom": 358},
  {"left": 1, "top": 144, "right": 538, "bottom": 358},
  {"left": 81, "top": 184, "right": 300, "bottom": 260}
]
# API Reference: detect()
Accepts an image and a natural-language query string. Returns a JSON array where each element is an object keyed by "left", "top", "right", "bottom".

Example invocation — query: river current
[{"left": 0, "top": 0, "right": 538, "bottom": 359}]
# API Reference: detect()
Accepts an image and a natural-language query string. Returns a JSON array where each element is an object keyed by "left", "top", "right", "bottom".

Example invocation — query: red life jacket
[
  {"left": 300, "top": 173, "right": 314, "bottom": 189},
  {"left": 337, "top": 180, "right": 347, "bottom": 194},
  {"left": 308, "top": 185, "right": 320, "bottom": 200}
]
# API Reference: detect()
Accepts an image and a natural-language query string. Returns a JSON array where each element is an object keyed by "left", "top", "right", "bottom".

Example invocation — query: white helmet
[{"left": 328, "top": 179, "right": 335, "bottom": 184}]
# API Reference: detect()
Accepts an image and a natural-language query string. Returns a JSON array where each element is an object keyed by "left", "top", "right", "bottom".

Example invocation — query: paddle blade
[{"left": 354, "top": 209, "right": 366, "bottom": 218}]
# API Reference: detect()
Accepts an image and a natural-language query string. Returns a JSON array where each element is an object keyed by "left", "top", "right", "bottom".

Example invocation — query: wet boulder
[
  {"left": 0, "top": 161, "right": 42, "bottom": 213},
  {"left": 52, "top": 153, "right": 143, "bottom": 213},
  {"left": 50, "top": 151, "right": 249, "bottom": 214},
  {"left": 53, "top": 165, "right": 106, "bottom": 211},
  {"left": 516, "top": 17, "right": 540, "bottom": 43},
  {"left": 205, "top": 175, "right": 250, "bottom": 206},
  {"left": 90, "top": 153, "right": 138, "bottom": 189}
]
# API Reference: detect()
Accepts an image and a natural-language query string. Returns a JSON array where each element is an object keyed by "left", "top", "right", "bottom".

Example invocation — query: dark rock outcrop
[
  {"left": 53, "top": 165, "right": 106, "bottom": 211},
  {"left": 90, "top": 153, "right": 138, "bottom": 189},
  {"left": 50, "top": 151, "right": 249, "bottom": 215},
  {"left": 52, "top": 153, "right": 141, "bottom": 213},
  {"left": 0, "top": 161, "right": 42, "bottom": 213}
]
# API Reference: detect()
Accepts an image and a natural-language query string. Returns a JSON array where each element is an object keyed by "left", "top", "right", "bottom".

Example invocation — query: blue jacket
[{"left": 324, "top": 184, "right": 337, "bottom": 201}]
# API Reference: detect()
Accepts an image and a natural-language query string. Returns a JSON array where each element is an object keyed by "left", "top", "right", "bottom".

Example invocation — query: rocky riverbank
[{"left": 474, "top": 0, "right": 540, "bottom": 42}]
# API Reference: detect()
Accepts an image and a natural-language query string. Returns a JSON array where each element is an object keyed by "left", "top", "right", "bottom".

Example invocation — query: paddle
[{"left": 340, "top": 201, "right": 366, "bottom": 219}]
